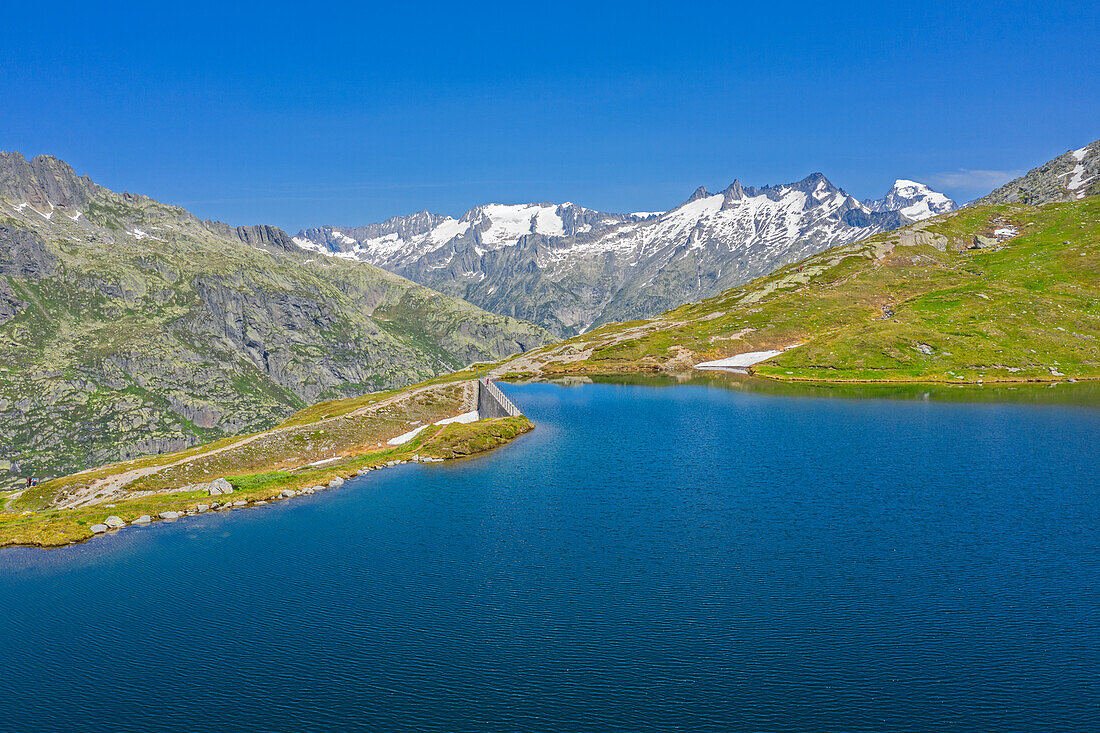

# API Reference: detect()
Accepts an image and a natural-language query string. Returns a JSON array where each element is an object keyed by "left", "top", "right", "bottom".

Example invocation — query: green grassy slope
[
  {"left": 0, "top": 154, "right": 549, "bottom": 482},
  {"left": 500, "top": 197, "right": 1098, "bottom": 383}
]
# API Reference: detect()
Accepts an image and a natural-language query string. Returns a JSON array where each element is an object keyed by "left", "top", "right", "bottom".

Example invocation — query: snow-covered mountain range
[{"left": 295, "top": 174, "right": 957, "bottom": 336}]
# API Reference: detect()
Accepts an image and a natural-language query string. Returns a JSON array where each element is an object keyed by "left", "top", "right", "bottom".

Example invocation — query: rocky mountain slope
[
  {"left": 976, "top": 139, "right": 1099, "bottom": 206},
  {"left": 495, "top": 147, "right": 1098, "bottom": 384},
  {"left": 0, "top": 152, "right": 549, "bottom": 482},
  {"left": 296, "top": 175, "right": 956, "bottom": 337}
]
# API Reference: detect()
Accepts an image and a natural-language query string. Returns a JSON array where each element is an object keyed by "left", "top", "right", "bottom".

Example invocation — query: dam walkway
[{"left": 477, "top": 378, "right": 523, "bottom": 418}]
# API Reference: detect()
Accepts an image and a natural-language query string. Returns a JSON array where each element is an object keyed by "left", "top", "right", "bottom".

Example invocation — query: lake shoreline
[{"left": 0, "top": 415, "right": 533, "bottom": 550}]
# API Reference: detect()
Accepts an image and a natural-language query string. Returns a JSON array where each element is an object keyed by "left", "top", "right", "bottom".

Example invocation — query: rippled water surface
[{"left": 3, "top": 382, "right": 1099, "bottom": 731}]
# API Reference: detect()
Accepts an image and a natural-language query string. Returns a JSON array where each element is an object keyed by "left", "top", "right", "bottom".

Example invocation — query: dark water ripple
[{"left": 1, "top": 382, "right": 1098, "bottom": 732}]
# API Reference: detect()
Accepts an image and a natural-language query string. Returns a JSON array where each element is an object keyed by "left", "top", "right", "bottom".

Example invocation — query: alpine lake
[{"left": 3, "top": 375, "right": 1098, "bottom": 732}]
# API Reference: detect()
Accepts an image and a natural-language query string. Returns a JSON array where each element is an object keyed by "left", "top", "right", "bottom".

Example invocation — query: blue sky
[{"left": 2, "top": 1, "right": 1097, "bottom": 231}]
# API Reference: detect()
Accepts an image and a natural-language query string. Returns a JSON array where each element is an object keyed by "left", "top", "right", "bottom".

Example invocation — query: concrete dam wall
[{"left": 477, "top": 378, "right": 523, "bottom": 419}]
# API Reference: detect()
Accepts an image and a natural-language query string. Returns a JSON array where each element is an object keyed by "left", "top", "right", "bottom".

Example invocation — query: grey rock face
[
  {"left": 207, "top": 478, "right": 234, "bottom": 496},
  {"left": 0, "top": 225, "right": 60, "bottom": 279},
  {"left": 0, "top": 152, "right": 102, "bottom": 211},
  {"left": 232, "top": 224, "right": 298, "bottom": 252},
  {"left": 0, "top": 278, "right": 27, "bottom": 326}
]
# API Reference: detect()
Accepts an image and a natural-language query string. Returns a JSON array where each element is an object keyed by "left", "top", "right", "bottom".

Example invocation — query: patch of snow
[
  {"left": 900, "top": 201, "right": 934, "bottom": 220},
  {"left": 993, "top": 226, "right": 1018, "bottom": 238},
  {"left": 388, "top": 425, "right": 429, "bottom": 446},
  {"left": 430, "top": 217, "right": 471, "bottom": 244},
  {"left": 331, "top": 230, "right": 357, "bottom": 246},
  {"left": 130, "top": 228, "right": 148, "bottom": 240},
  {"left": 435, "top": 410, "right": 479, "bottom": 426},
  {"left": 68, "top": 211, "right": 83, "bottom": 221},
  {"left": 475, "top": 203, "right": 562, "bottom": 247},
  {"left": 386, "top": 410, "right": 480, "bottom": 445},
  {"left": 1067, "top": 164, "right": 1093, "bottom": 196},
  {"left": 1065, "top": 145, "right": 1094, "bottom": 198},
  {"left": 534, "top": 206, "right": 565, "bottom": 236},
  {"left": 292, "top": 236, "right": 327, "bottom": 253},
  {"left": 694, "top": 343, "right": 803, "bottom": 372},
  {"left": 694, "top": 349, "right": 784, "bottom": 370},
  {"left": 309, "top": 456, "right": 343, "bottom": 466}
]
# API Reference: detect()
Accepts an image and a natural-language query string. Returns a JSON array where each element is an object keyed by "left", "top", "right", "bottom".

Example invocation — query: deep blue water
[{"left": 2, "top": 382, "right": 1099, "bottom": 732}]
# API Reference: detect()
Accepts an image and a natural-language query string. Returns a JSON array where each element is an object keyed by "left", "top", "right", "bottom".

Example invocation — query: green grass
[
  {"left": 0, "top": 184, "right": 549, "bottom": 482},
  {"left": 506, "top": 198, "right": 1099, "bottom": 383},
  {"left": 0, "top": 408, "right": 533, "bottom": 548}
]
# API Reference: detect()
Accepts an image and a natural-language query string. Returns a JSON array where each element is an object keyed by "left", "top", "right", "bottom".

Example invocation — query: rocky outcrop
[
  {"left": 0, "top": 278, "right": 26, "bottom": 325},
  {"left": 206, "top": 478, "right": 233, "bottom": 496},
  {"left": 233, "top": 224, "right": 298, "bottom": 252},
  {"left": 0, "top": 225, "right": 60, "bottom": 279},
  {"left": 976, "top": 139, "right": 1099, "bottom": 206},
  {"left": 0, "top": 152, "right": 102, "bottom": 211}
]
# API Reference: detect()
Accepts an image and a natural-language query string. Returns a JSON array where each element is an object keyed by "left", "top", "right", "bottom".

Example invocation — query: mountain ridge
[
  {"left": 295, "top": 173, "right": 957, "bottom": 336},
  {"left": 0, "top": 152, "right": 549, "bottom": 482},
  {"left": 975, "top": 139, "right": 1100, "bottom": 206}
]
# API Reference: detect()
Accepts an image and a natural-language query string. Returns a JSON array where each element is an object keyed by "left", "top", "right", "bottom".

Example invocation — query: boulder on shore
[
  {"left": 328, "top": 477, "right": 345, "bottom": 488},
  {"left": 132, "top": 515, "right": 152, "bottom": 525},
  {"left": 207, "top": 478, "right": 234, "bottom": 496},
  {"left": 90, "top": 524, "right": 108, "bottom": 534},
  {"left": 104, "top": 515, "right": 126, "bottom": 529},
  {"left": 159, "top": 511, "right": 181, "bottom": 520}
]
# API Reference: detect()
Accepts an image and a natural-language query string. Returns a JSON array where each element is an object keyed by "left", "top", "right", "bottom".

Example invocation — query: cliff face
[{"left": 0, "top": 153, "right": 550, "bottom": 482}]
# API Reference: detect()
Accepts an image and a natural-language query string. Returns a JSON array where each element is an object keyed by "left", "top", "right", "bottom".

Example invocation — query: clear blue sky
[{"left": 2, "top": 1, "right": 1097, "bottom": 231}]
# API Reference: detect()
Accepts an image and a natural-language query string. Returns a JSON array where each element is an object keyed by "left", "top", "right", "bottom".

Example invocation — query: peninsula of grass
[{"left": 0, "top": 372, "right": 531, "bottom": 548}]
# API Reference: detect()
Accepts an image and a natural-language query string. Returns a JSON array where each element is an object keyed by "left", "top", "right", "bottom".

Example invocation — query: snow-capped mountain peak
[
  {"left": 863, "top": 179, "right": 957, "bottom": 221},
  {"left": 293, "top": 172, "right": 958, "bottom": 337}
]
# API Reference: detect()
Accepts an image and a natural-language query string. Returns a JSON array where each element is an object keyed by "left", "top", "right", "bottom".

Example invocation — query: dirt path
[{"left": 57, "top": 380, "right": 470, "bottom": 510}]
